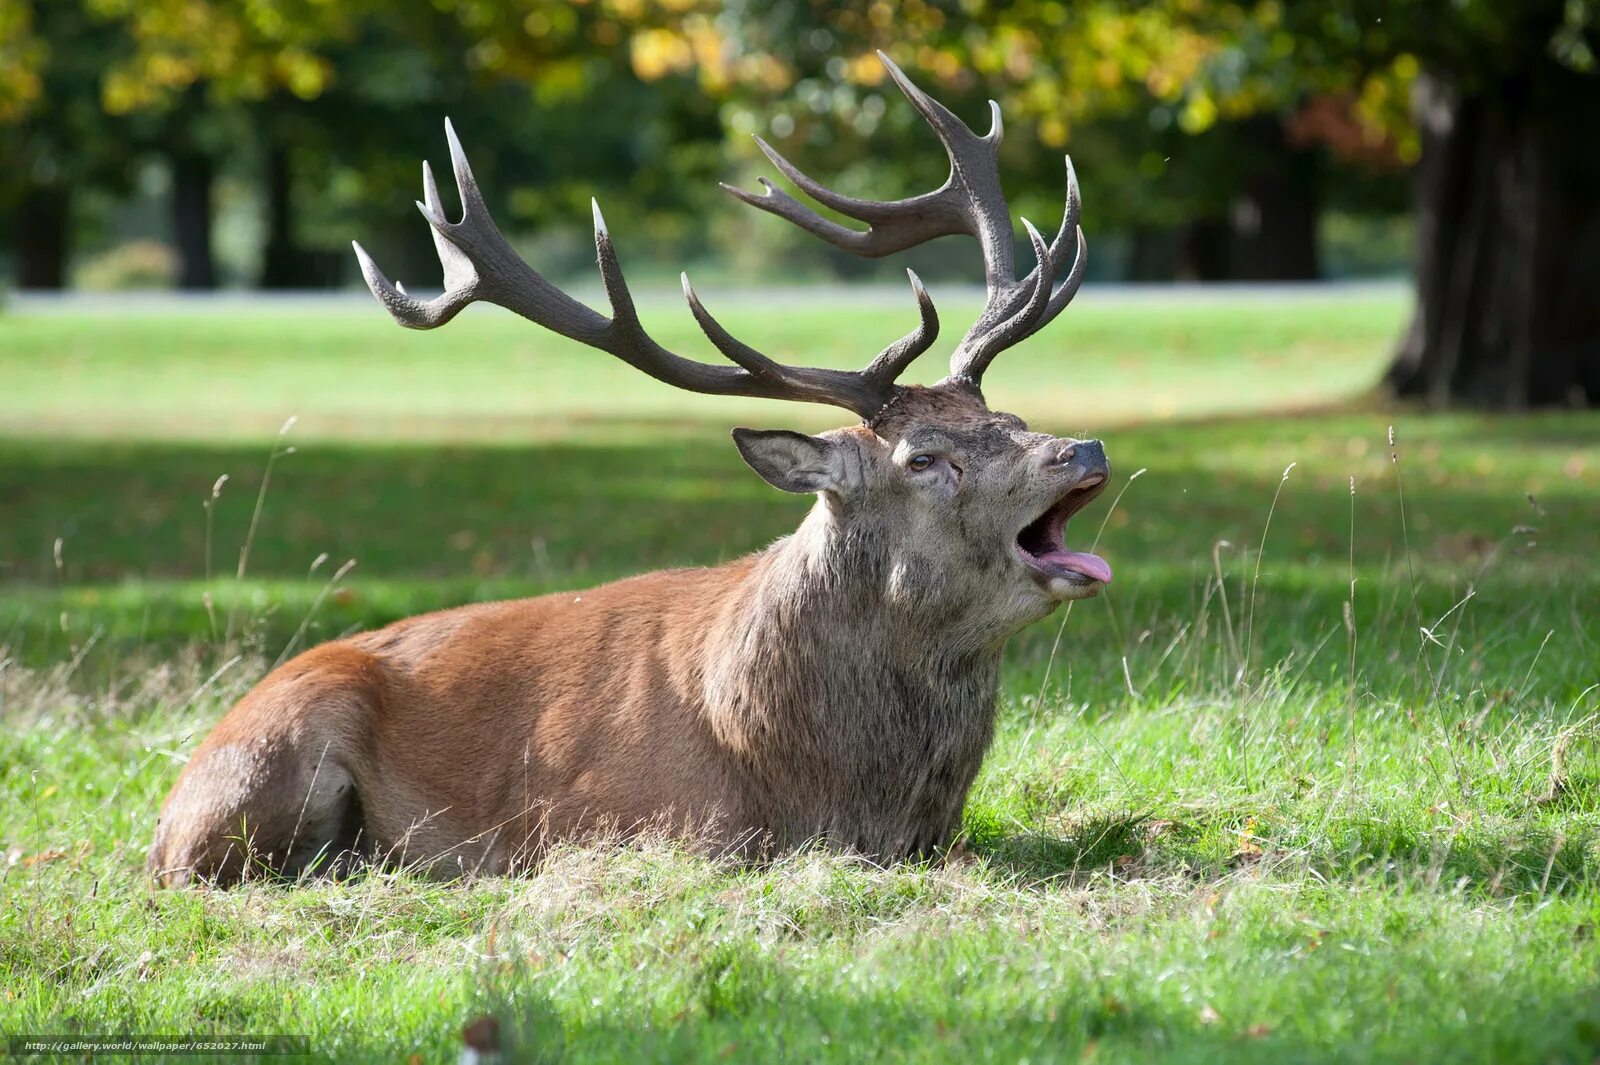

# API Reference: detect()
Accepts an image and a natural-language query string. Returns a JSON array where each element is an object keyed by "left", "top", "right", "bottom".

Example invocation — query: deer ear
[{"left": 731, "top": 428, "right": 842, "bottom": 495}]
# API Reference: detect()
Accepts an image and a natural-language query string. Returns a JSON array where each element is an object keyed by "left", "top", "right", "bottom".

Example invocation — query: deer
[{"left": 147, "top": 53, "right": 1113, "bottom": 886}]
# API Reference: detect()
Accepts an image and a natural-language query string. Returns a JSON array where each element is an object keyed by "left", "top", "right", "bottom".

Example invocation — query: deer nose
[{"left": 1052, "top": 439, "right": 1108, "bottom": 476}]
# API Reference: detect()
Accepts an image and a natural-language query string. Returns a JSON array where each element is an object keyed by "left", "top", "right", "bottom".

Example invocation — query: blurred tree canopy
[
  {"left": 0, "top": 0, "right": 1595, "bottom": 406},
  {"left": 0, "top": 0, "right": 726, "bottom": 289},
  {"left": 703, "top": 0, "right": 1598, "bottom": 403}
]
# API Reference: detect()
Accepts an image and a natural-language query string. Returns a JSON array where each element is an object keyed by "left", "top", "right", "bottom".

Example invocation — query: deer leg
[{"left": 148, "top": 645, "right": 382, "bottom": 887}]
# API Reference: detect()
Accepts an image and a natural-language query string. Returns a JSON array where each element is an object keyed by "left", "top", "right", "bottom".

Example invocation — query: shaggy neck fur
[{"left": 702, "top": 498, "right": 1005, "bottom": 858}]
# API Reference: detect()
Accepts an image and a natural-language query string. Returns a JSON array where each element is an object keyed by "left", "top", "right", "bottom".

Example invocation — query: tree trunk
[
  {"left": 14, "top": 183, "right": 71, "bottom": 289},
  {"left": 171, "top": 148, "right": 217, "bottom": 290},
  {"left": 1122, "top": 227, "right": 1174, "bottom": 281},
  {"left": 1177, "top": 218, "right": 1230, "bottom": 282},
  {"left": 1227, "top": 116, "right": 1320, "bottom": 281},
  {"left": 259, "top": 138, "right": 301, "bottom": 288},
  {"left": 1387, "top": 65, "right": 1600, "bottom": 408}
]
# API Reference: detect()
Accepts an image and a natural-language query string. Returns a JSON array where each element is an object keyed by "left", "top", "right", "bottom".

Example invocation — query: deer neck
[
  {"left": 698, "top": 503, "right": 1005, "bottom": 853},
  {"left": 704, "top": 502, "right": 1005, "bottom": 753},
  {"left": 761, "top": 501, "right": 1003, "bottom": 654}
]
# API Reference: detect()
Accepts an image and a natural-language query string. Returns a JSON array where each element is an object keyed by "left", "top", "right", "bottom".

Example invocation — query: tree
[
  {"left": 1164, "top": 0, "right": 1600, "bottom": 406},
  {"left": 712, "top": 0, "right": 1597, "bottom": 407},
  {"left": 1383, "top": 16, "right": 1600, "bottom": 406},
  {"left": 1129, "top": 0, "right": 1599, "bottom": 405},
  {"left": 0, "top": 0, "right": 140, "bottom": 289},
  {"left": 705, "top": 3, "right": 1375, "bottom": 283},
  {"left": 89, "top": 0, "right": 731, "bottom": 289},
  {"left": 87, "top": 0, "right": 365, "bottom": 288}
]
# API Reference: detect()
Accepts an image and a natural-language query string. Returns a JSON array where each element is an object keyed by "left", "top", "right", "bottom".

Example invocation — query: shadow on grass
[
  {"left": 965, "top": 795, "right": 1600, "bottom": 898},
  {"left": 464, "top": 955, "right": 1600, "bottom": 1065},
  {"left": 0, "top": 433, "right": 798, "bottom": 584},
  {"left": 2, "top": 412, "right": 1597, "bottom": 697},
  {"left": 1325, "top": 819, "right": 1600, "bottom": 897},
  {"left": 4, "top": 411, "right": 1596, "bottom": 586},
  {"left": 966, "top": 812, "right": 1155, "bottom": 886}
]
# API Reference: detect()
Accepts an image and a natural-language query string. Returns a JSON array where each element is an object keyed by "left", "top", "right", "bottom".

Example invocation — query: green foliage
[
  {"left": 0, "top": 0, "right": 734, "bottom": 286},
  {"left": 3, "top": 0, "right": 1596, "bottom": 285},
  {"left": 707, "top": 0, "right": 1593, "bottom": 244},
  {"left": 85, "top": 0, "right": 359, "bottom": 114},
  {"left": 0, "top": 0, "right": 43, "bottom": 123},
  {"left": 0, "top": 2, "right": 136, "bottom": 181}
]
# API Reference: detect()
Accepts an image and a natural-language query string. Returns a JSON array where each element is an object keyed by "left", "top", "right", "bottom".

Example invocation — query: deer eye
[{"left": 908, "top": 454, "right": 935, "bottom": 471}]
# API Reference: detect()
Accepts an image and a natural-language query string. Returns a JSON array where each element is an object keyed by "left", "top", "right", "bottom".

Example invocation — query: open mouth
[{"left": 1014, "top": 474, "right": 1113, "bottom": 587}]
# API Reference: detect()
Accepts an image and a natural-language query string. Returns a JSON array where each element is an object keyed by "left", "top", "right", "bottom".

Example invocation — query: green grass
[
  {"left": 3, "top": 290, "right": 1600, "bottom": 1063},
  {"left": 0, "top": 289, "right": 1399, "bottom": 441}
]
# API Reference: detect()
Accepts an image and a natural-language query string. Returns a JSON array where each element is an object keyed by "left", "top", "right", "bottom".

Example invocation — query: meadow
[{"left": 2, "top": 286, "right": 1599, "bottom": 1063}]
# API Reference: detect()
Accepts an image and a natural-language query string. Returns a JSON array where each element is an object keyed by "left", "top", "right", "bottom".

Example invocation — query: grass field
[{"left": 3, "top": 288, "right": 1600, "bottom": 1063}]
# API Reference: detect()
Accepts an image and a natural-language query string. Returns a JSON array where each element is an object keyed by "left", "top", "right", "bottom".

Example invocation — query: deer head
[{"left": 352, "top": 52, "right": 1111, "bottom": 643}]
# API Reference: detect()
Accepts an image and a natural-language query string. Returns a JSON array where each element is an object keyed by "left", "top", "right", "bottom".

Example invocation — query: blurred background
[{"left": 1, "top": 0, "right": 1596, "bottom": 407}]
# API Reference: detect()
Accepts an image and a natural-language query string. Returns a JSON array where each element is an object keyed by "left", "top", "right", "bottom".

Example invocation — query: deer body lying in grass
[{"left": 149, "top": 54, "right": 1112, "bottom": 886}]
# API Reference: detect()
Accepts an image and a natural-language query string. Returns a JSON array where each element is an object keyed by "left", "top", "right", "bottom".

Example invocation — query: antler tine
[
  {"left": 947, "top": 155, "right": 1086, "bottom": 382},
  {"left": 679, "top": 269, "right": 943, "bottom": 418},
  {"left": 717, "top": 170, "right": 957, "bottom": 259},
  {"left": 724, "top": 51, "right": 1087, "bottom": 392},
  {"left": 863, "top": 269, "right": 940, "bottom": 382},
  {"left": 356, "top": 119, "right": 942, "bottom": 420},
  {"left": 746, "top": 140, "right": 946, "bottom": 228},
  {"left": 949, "top": 221, "right": 1055, "bottom": 384},
  {"left": 721, "top": 51, "right": 1012, "bottom": 283},
  {"left": 1035, "top": 225, "right": 1088, "bottom": 335},
  {"left": 443, "top": 118, "right": 489, "bottom": 219},
  {"left": 589, "top": 198, "right": 649, "bottom": 343},
  {"left": 875, "top": 51, "right": 1015, "bottom": 292},
  {"left": 680, "top": 272, "right": 788, "bottom": 381},
  {"left": 1039, "top": 166, "right": 1086, "bottom": 321},
  {"left": 1010, "top": 155, "right": 1084, "bottom": 338},
  {"left": 352, "top": 240, "right": 459, "bottom": 329}
]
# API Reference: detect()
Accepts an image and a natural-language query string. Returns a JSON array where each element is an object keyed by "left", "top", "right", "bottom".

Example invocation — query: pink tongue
[{"left": 1043, "top": 550, "right": 1113, "bottom": 584}]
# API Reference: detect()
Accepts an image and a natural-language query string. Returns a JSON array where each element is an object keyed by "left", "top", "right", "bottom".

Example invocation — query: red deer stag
[{"left": 149, "top": 53, "right": 1112, "bottom": 885}]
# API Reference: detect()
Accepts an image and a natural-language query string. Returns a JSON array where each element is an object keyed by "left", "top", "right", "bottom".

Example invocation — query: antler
[
  {"left": 722, "top": 50, "right": 1086, "bottom": 389},
  {"left": 352, "top": 119, "right": 939, "bottom": 421}
]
